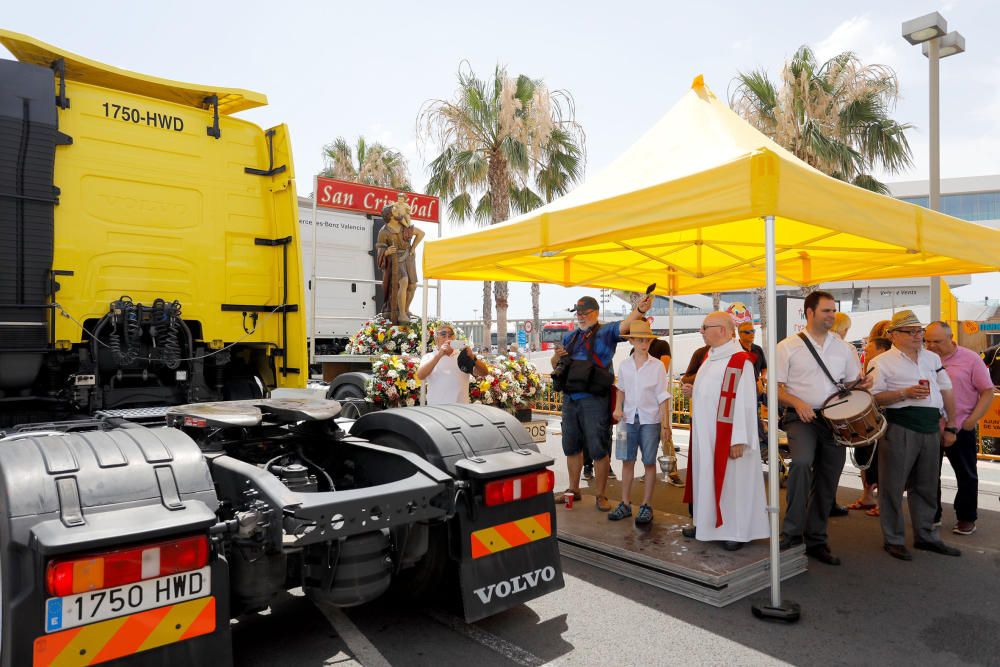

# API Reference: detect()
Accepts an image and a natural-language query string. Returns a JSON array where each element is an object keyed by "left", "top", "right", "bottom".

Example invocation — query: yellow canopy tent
[
  {"left": 423, "top": 76, "right": 1000, "bottom": 295},
  {"left": 419, "top": 76, "right": 1000, "bottom": 620}
]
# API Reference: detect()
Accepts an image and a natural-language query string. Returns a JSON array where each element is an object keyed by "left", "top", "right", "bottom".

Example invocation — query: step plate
[{"left": 556, "top": 496, "right": 807, "bottom": 607}]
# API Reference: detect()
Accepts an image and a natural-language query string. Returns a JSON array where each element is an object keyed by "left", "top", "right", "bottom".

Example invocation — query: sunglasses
[{"left": 738, "top": 329, "right": 755, "bottom": 335}]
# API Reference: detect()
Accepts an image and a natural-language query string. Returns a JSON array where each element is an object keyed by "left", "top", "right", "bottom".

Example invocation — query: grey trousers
[
  {"left": 781, "top": 416, "right": 845, "bottom": 547},
  {"left": 878, "top": 423, "right": 941, "bottom": 546}
]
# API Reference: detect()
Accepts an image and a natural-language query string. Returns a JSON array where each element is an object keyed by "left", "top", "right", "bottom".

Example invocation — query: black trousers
[{"left": 935, "top": 428, "right": 979, "bottom": 523}]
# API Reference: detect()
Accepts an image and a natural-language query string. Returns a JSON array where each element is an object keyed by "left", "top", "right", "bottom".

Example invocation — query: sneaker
[
  {"left": 595, "top": 495, "right": 612, "bottom": 512},
  {"left": 635, "top": 504, "right": 653, "bottom": 525},
  {"left": 953, "top": 521, "right": 976, "bottom": 535},
  {"left": 932, "top": 519, "right": 942, "bottom": 528},
  {"left": 582, "top": 466, "right": 594, "bottom": 481},
  {"left": 608, "top": 467, "right": 617, "bottom": 480},
  {"left": 608, "top": 501, "right": 632, "bottom": 521},
  {"left": 667, "top": 472, "right": 685, "bottom": 487}
]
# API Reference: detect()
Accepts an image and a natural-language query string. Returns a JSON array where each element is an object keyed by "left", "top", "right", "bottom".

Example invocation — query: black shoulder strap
[{"left": 797, "top": 332, "right": 840, "bottom": 388}]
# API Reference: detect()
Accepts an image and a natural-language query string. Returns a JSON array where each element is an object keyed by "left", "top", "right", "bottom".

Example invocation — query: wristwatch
[{"left": 944, "top": 426, "right": 958, "bottom": 434}]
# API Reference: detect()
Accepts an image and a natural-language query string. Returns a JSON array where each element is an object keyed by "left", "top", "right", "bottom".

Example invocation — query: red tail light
[
  {"left": 46, "top": 535, "right": 209, "bottom": 597},
  {"left": 484, "top": 470, "right": 555, "bottom": 506}
]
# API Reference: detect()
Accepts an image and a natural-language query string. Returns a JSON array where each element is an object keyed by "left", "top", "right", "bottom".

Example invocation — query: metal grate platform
[
  {"left": 94, "top": 406, "right": 170, "bottom": 420},
  {"left": 556, "top": 496, "right": 807, "bottom": 607}
]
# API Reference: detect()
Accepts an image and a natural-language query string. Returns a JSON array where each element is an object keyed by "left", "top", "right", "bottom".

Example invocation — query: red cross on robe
[{"left": 683, "top": 350, "right": 753, "bottom": 527}]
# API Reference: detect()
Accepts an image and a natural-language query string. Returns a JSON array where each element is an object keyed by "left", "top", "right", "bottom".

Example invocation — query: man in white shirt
[
  {"left": 609, "top": 320, "right": 670, "bottom": 525},
  {"left": 870, "top": 310, "right": 961, "bottom": 560},
  {"left": 775, "top": 291, "right": 866, "bottom": 566},
  {"left": 416, "top": 325, "right": 487, "bottom": 405}
]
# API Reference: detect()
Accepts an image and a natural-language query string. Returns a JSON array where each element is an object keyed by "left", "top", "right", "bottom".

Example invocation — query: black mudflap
[{"left": 457, "top": 495, "right": 564, "bottom": 623}]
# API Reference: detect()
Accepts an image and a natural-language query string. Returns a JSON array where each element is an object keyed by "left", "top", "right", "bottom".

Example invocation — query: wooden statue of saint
[{"left": 375, "top": 194, "right": 425, "bottom": 324}]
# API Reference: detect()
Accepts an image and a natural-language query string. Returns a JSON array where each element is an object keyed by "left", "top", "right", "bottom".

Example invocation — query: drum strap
[{"left": 797, "top": 332, "right": 843, "bottom": 390}]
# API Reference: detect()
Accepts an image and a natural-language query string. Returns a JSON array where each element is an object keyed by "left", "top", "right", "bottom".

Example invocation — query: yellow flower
[
  {"left": 377, "top": 332, "right": 385, "bottom": 342},
  {"left": 500, "top": 381, "right": 509, "bottom": 390},
  {"left": 479, "top": 380, "right": 490, "bottom": 392}
]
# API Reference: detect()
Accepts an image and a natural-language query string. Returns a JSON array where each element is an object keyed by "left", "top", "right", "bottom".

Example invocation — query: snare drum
[{"left": 821, "top": 389, "right": 886, "bottom": 448}]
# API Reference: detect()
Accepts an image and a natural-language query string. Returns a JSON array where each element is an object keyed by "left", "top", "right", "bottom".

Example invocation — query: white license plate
[
  {"left": 44, "top": 566, "right": 211, "bottom": 633},
  {"left": 524, "top": 420, "right": 547, "bottom": 443}
]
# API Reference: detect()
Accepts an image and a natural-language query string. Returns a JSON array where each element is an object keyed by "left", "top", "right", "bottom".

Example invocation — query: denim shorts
[
  {"left": 561, "top": 394, "right": 610, "bottom": 461},
  {"left": 616, "top": 415, "right": 659, "bottom": 465}
]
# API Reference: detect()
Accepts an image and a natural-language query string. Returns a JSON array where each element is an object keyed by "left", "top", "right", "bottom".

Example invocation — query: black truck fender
[{"left": 349, "top": 404, "right": 563, "bottom": 622}]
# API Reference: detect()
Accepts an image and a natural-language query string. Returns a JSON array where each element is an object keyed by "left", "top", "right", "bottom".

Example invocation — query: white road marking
[
  {"left": 315, "top": 602, "right": 392, "bottom": 667},
  {"left": 423, "top": 609, "right": 546, "bottom": 667}
]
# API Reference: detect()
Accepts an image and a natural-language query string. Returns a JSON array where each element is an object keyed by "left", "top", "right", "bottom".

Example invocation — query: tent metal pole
[
  {"left": 753, "top": 214, "right": 800, "bottom": 622},
  {"left": 765, "top": 215, "right": 781, "bottom": 607},
  {"left": 420, "top": 279, "right": 429, "bottom": 406},
  {"left": 668, "top": 294, "right": 675, "bottom": 430}
]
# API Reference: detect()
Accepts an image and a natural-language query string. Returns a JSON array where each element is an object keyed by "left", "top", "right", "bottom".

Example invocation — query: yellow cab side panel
[{"left": 52, "top": 80, "right": 304, "bottom": 389}]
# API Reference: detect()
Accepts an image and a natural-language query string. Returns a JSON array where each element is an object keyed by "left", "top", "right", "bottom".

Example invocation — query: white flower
[
  {"left": 405, "top": 397, "right": 415, "bottom": 407},
  {"left": 407, "top": 379, "right": 416, "bottom": 389},
  {"left": 387, "top": 370, "right": 398, "bottom": 378}
]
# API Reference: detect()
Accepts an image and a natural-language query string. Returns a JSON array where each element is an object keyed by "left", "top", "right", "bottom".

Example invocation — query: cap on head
[
  {"left": 887, "top": 309, "right": 923, "bottom": 332},
  {"left": 570, "top": 296, "right": 600, "bottom": 314}
]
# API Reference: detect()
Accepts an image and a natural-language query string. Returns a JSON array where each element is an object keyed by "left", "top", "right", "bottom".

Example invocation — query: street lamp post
[{"left": 902, "top": 12, "right": 965, "bottom": 322}]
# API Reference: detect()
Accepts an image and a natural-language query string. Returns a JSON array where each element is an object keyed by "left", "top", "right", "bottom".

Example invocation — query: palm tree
[
  {"left": 320, "top": 136, "right": 411, "bottom": 191},
  {"left": 729, "top": 46, "right": 913, "bottom": 195},
  {"left": 421, "top": 64, "right": 584, "bottom": 352}
]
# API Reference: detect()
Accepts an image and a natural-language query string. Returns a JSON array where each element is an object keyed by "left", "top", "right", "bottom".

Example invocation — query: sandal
[
  {"left": 847, "top": 500, "right": 877, "bottom": 510},
  {"left": 608, "top": 501, "right": 632, "bottom": 521},
  {"left": 635, "top": 504, "right": 654, "bottom": 525},
  {"left": 555, "top": 489, "right": 582, "bottom": 504},
  {"left": 865, "top": 507, "right": 880, "bottom": 517}
]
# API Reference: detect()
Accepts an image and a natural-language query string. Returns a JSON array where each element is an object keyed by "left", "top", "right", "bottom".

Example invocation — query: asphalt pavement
[{"left": 232, "top": 417, "right": 1000, "bottom": 666}]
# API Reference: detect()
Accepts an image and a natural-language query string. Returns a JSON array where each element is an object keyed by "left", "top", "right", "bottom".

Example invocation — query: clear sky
[{"left": 4, "top": 0, "right": 997, "bottom": 319}]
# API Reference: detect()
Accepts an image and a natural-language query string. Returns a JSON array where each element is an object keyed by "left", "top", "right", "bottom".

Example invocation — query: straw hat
[
  {"left": 626, "top": 320, "right": 660, "bottom": 339},
  {"left": 887, "top": 309, "right": 923, "bottom": 332}
]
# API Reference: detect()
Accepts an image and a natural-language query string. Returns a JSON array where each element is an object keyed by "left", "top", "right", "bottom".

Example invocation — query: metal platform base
[{"left": 557, "top": 497, "right": 807, "bottom": 607}]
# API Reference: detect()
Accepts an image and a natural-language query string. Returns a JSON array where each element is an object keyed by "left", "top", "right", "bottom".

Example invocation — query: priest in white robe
[{"left": 681, "top": 311, "right": 768, "bottom": 550}]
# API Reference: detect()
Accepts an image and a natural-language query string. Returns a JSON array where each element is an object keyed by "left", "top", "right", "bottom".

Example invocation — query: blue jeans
[
  {"left": 616, "top": 415, "right": 659, "bottom": 465},
  {"left": 561, "top": 394, "right": 610, "bottom": 461}
]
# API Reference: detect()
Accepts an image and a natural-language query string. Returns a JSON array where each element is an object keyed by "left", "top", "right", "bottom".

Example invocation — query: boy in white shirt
[{"left": 609, "top": 320, "right": 670, "bottom": 525}]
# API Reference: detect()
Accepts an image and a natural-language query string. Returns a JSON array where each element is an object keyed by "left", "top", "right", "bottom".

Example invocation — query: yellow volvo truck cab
[{"left": 0, "top": 30, "right": 306, "bottom": 423}]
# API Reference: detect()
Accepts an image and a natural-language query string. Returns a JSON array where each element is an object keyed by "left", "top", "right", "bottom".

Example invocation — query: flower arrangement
[
  {"left": 346, "top": 315, "right": 467, "bottom": 356},
  {"left": 366, "top": 354, "right": 421, "bottom": 408},
  {"left": 470, "top": 352, "right": 545, "bottom": 410}
]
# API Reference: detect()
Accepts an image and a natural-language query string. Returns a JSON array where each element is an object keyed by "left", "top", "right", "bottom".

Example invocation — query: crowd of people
[{"left": 545, "top": 290, "right": 995, "bottom": 563}]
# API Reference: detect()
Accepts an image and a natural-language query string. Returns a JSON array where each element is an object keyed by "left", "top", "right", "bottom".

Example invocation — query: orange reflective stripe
[
  {"left": 470, "top": 512, "right": 552, "bottom": 559},
  {"left": 470, "top": 533, "right": 492, "bottom": 559},
  {"left": 90, "top": 605, "right": 172, "bottom": 664},
  {"left": 31, "top": 627, "right": 80, "bottom": 667},
  {"left": 136, "top": 597, "right": 213, "bottom": 653},
  {"left": 180, "top": 596, "right": 216, "bottom": 641},
  {"left": 32, "top": 597, "right": 216, "bottom": 667}
]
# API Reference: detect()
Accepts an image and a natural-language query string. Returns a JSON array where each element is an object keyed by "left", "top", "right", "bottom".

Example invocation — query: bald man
[
  {"left": 924, "top": 321, "right": 994, "bottom": 535},
  {"left": 681, "top": 312, "right": 767, "bottom": 550}
]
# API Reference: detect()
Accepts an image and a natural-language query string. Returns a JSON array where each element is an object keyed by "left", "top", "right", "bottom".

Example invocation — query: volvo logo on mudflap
[{"left": 473, "top": 566, "right": 556, "bottom": 604}]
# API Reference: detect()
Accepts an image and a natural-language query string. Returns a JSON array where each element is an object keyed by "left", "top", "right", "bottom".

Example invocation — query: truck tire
[
  {"left": 331, "top": 383, "right": 364, "bottom": 401},
  {"left": 365, "top": 432, "right": 454, "bottom": 603},
  {"left": 391, "top": 522, "right": 453, "bottom": 604}
]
